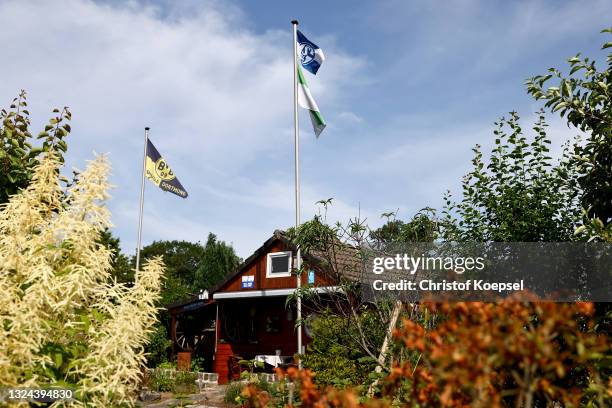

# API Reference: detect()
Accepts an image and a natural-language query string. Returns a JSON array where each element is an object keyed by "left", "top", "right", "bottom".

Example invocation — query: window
[{"left": 266, "top": 251, "right": 292, "bottom": 278}]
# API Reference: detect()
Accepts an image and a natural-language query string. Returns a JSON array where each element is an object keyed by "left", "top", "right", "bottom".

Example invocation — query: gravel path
[{"left": 138, "top": 384, "right": 231, "bottom": 408}]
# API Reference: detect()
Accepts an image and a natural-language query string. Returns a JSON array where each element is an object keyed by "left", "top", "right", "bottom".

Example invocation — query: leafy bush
[
  {"left": 173, "top": 370, "right": 198, "bottom": 394},
  {"left": 149, "top": 369, "right": 174, "bottom": 392},
  {"left": 0, "top": 91, "right": 71, "bottom": 204},
  {"left": 226, "top": 377, "right": 295, "bottom": 407},
  {"left": 300, "top": 313, "right": 379, "bottom": 389},
  {"left": 243, "top": 302, "right": 610, "bottom": 408},
  {"left": 224, "top": 381, "right": 245, "bottom": 404},
  {"left": 145, "top": 323, "right": 172, "bottom": 367},
  {"left": 191, "top": 355, "right": 207, "bottom": 372},
  {"left": 443, "top": 111, "right": 581, "bottom": 242},
  {"left": 148, "top": 368, "right": 199, "bottom": 394},
  {"left": 527, "top": 28, "right": 612, "bottom": 230},
  {"left": 157, "top": 361, "right": 176, "bottom": 370}
]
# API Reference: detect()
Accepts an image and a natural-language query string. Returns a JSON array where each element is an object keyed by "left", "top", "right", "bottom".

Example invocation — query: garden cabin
[{"left": 166, "top": 230, "right": 358, "bottom": 384}]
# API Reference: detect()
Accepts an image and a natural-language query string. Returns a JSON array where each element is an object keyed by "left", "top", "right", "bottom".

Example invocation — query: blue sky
[{"left": 0, "top": 0, "right": 610, "bottom": 257}]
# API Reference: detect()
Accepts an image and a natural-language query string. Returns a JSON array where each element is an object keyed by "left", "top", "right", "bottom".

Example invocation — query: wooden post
[
  {"left": 170, "top": 314, "right": 177, "bottom": 361},
  {"left": 368, "top": 300, "right": 403, "bottom": 396}
]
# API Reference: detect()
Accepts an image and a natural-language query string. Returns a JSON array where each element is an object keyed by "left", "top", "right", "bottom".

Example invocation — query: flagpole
[
  {"left": 291, "top": 19, "right": 303, "bottom": 363},
  {"left": 135, "top": 126, "right": 149, "bottom": 278}
]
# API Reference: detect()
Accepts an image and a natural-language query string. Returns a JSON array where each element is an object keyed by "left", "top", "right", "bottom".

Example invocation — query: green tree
[
  {"left": 288, "top": 209, "right": 404, "bottom": 392},
  {"left": 526, "top": 28, "right": 612, "bottom": 238},
  {"left": 140, "top": 236, "right": 240, "bottom": 305},
  {"left": 443, "top": 111, "right": 581, "bottom": 242},
  {"left": 98, "top": 228, "right": 134, "bottom": 283},
  {"left": 0, "top": 90, "right": 71, "bottom": 204},
  {"left": 527, "top": 30, "right": 612, "bottom": 391},
  {"left": 145, "top": 324, "right": 173, "bottom": 368},
  {"left": 370, "top": 207, "right": 440, "bottom": 245},
  {"left": 139, "top": 237, "right": 240, "bottom": 366},
  {"left": 139, "top": 237, "right": 239, "bottom": 306},
  {"left": 139, "top": 240, "right": 206, "bottom": 308},
  {"left": 195, "top": 233, "right": 242, "bottom": 289}
]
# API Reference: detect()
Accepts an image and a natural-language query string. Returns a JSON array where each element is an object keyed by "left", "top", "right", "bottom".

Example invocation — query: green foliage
[
  {"left": 149, "top": 369, "right": 174, "bottom": 392},
  {"left": 287, "top": 215, "right": 341, "bottom": 255},
  {"left": 190, "top": 355, "right": 207, "bottom": 372},
  {"left": 146, "top": 323, "right": 172, "bottom": 368},
  {"left": 140, "top": 234, "right": 240, "bottom": 307},
  {"left": 370, "top": 207, "right": 440, "bottom": 244},
  {"left": 173, "top": 370, "right": 198, "bottom": 394},
  {"left": 443, "top": 111, "right": 581, "bottom": 242},
  {"left": 255, "top": 377, "right": 275, "bottom": 395},
  {"left": 98, "top": 228, "right": 134, "bottom": 283},
  {"left": 527, "top": 28, "right": 612, "bottom": 230},
  {"left": 224, "top": 381, "right": 245, "bottom": 404},
  {"left": 225, "top": 377, "right": 293, "bottom": 407},
  {"left": 0, "top": 90, "right": 71, "bottom": 204},
  {"left": 156, "top": 361, "right": 176, "bottom": 369},
  {"left": 301, "top": 312, "right": 381, "bottom": 389},
  {"left": 148, "top": 367, "right": 198, "bottom": 394},
  {"left": 575, "top": 210, "right": 612, "bottom": 242},
  {"left": 140, "top": 240, "right": 206, "bottom": 305},
  {"left": 196, "top": 233, "right": 243, "bottom": 288},
  {"left": 139, "top": 236, "right": 240, "bottom": 367}
]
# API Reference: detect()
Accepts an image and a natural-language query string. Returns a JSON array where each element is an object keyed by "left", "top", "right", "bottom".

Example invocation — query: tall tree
[
  {"left": 443, "top": 111, "right": 581, "bottom": 242},
  {"left": 139, "top": 240, "right": 206, "bottom": 305},
  {"left": 98, "top": 228, "right": 134, "bottom": 284},
  {"left": 0, "top": 90, "right": 71, "bottom": 204},
  {"left": 139, "top": 238, "right": 240, "bottom": 305},
  {"left": 139, "top": 237, "right": 240, "bottom": 366},
  {"left": 527, "top": 28, "right": 612, "bottom": 238},
  {"left": 370, "top": 207, "right": 440, "bottom": 245},
  {"left": 195, "top": 233, "right": 242, "bottom": 289}
]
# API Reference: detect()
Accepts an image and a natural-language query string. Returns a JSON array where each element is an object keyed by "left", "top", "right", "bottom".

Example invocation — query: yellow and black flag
[{"left": 145, "top": 139, "right": 188, "bottom": 198}]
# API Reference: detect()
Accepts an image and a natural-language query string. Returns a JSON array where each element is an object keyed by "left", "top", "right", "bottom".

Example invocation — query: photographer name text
[{"left": 372, "top": 279, "right": 524, "bottom": 293}]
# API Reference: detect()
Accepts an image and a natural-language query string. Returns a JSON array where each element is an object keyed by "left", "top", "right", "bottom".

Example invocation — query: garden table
[{"left": 254, "top": 354, "right": 290, "bottom": 368}]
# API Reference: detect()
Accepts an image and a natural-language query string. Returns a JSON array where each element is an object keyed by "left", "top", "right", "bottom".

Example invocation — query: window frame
[{"left": 266, "top": 251, "right": 293, "bottom": 278}]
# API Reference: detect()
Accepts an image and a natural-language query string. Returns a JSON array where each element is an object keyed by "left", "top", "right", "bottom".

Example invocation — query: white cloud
[
  {"left": 337, "top": 111, "right": 364, "bottom": 124},
  {"left": 1, "top": 0, "right": 607, "bottom": 259},
  {"left": 0, "top": 0, "right": 364, "bottom": 257}
]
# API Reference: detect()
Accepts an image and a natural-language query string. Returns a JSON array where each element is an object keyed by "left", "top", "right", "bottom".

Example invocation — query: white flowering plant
[{"left": 0, "top": 152, "right": 164, "bottom": 407}]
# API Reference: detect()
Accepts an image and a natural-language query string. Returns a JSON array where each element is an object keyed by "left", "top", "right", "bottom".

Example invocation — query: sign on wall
[
  {"left": 308, "top": 270, "right": 315, "bottom": 284},
  {"left": 242, "top": 275, "right": 254, "bottom": 288}
]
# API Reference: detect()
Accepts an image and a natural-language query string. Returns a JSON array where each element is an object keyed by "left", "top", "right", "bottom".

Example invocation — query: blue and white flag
[{"left": 297, "top": 30, "right": 325, "bottom": 75}]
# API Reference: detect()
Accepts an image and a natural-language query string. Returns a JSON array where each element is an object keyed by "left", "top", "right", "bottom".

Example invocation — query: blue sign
[{"left": 242, "top": 275, "right": 254, "bottom": 288}]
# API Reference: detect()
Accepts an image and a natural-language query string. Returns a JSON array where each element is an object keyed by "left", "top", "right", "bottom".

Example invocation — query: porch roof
[
  {"left": 166, "top": 296, "right": 214, "bottom": 313},
  {"left": 212, "top": 286, "right": 341, "bottom": 299}
]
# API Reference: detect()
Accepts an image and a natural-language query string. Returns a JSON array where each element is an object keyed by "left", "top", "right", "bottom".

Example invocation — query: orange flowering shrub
[
  {"left": 385, "top": 301, "right": 610, "bottom": 407},
  {"left": 243, "top": 301, "right": 609, "bottom": 408},
  {"left": 243, "top": 367, "right": 369, "bottom": 408}
]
